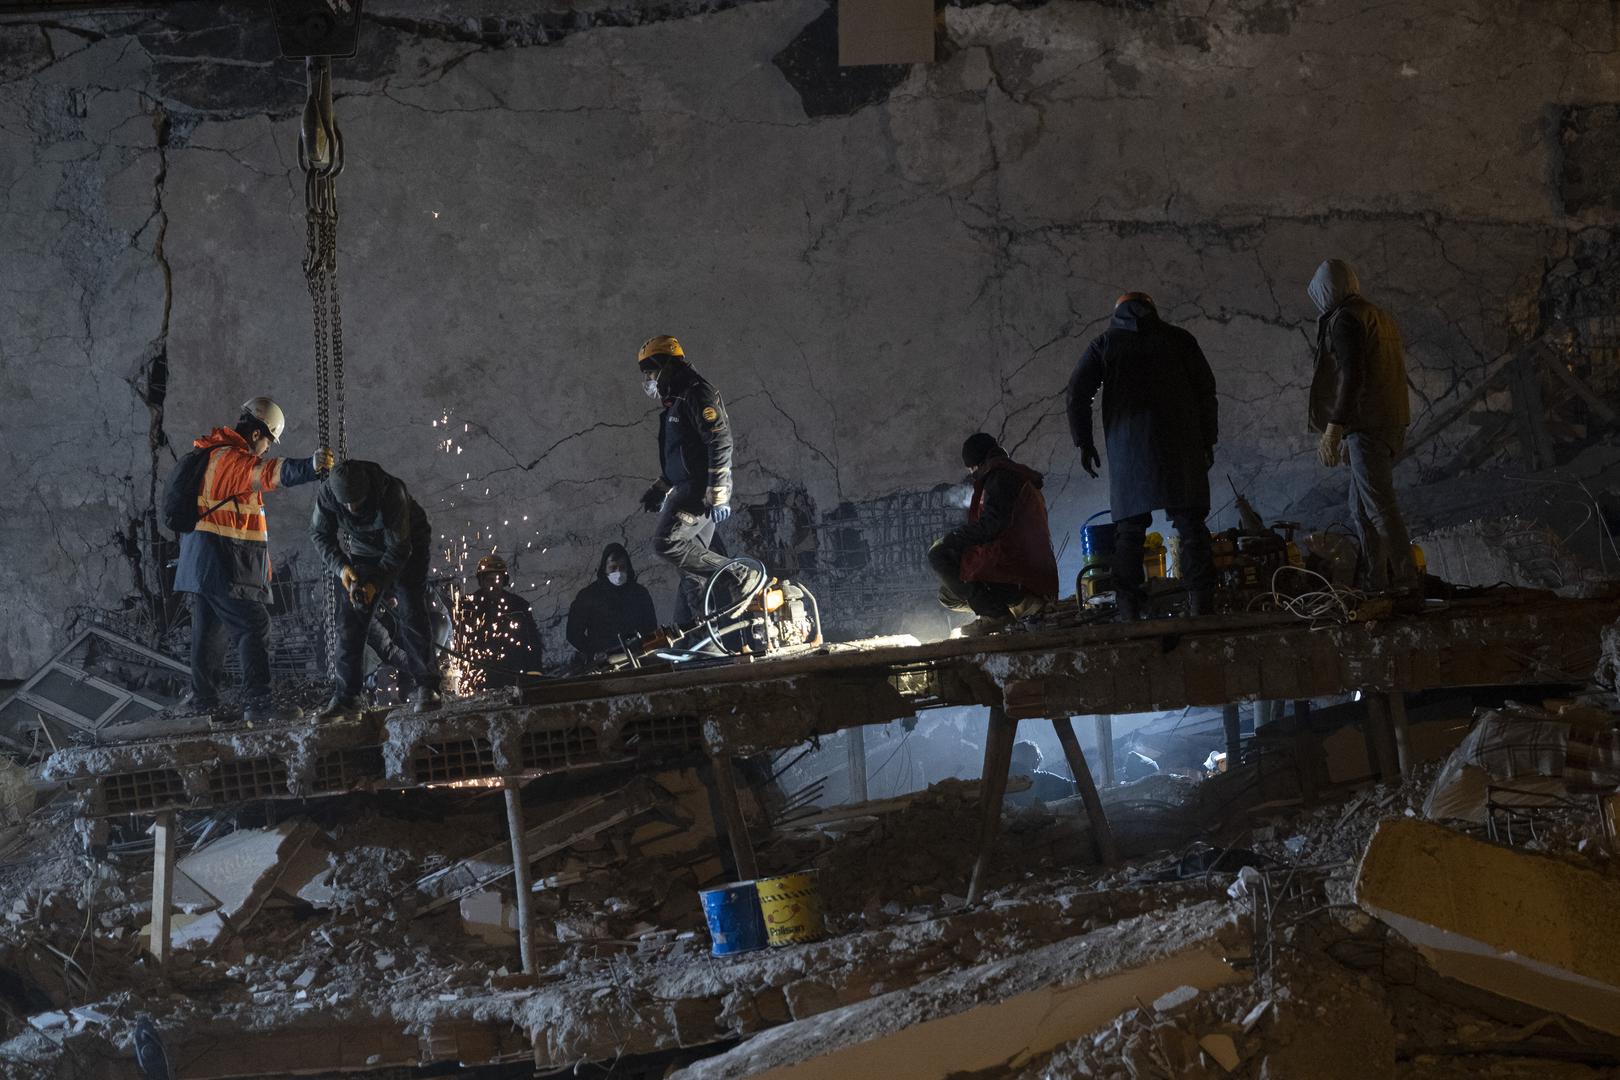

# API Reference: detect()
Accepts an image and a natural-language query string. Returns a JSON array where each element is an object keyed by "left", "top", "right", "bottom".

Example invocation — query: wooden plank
[
  {"left": 1540, "top": 351, "right": 1618, "bottom": 423},
  {"left": 1400, "top": 344, "right": 1529, "bottom": 461},
  {"left": 710, "top": 754, "right": 759, "bottom": 881},
  {"left": 1365, "top": 693, "right": 1402, "bottom": 784},
  {"left": 966, "top": 706, "right": 1016, "bottom": 905},
  {"left": 1051, "top": 716, "right": 1119, "bottom": 866},
  {"left": 1093, "top": 714, "right": 1115, "bottom": 786},
  {"left": 1510, "top": 347, "right": 1556, "bottom": 469},
  {"left": 149, "top": 810, "right": 175, "bottom": 965},
  {"left": 846, "top": 726, "right": 868, "bottom": 803},
  {"left": 504, "top": 780, "right": 536, "bottom": 976},
  {"left": 1222, "top": 704, "right": 1242, "bottom": 764}
]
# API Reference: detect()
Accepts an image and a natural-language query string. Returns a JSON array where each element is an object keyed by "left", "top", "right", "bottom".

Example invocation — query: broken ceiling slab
[
  {"left": 177, "top": 820, "right": 317, "bottom": 933},
  {"left": 672, "top": 900, "right": 1245, "bottom": 1080},
  {"left": 1354, "top": 816, "right": 1620, "bottom": 1036}
]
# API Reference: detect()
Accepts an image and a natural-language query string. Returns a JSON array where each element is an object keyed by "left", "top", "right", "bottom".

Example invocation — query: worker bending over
[
  {"left": 566, "top": 543, "right": 658, "bottom": 669},
  {"left": 1307, "top": 259, "right": 1417, "bottom": 592},
  {"left": 458, "top": 554, "right": 544, "bottom": 689},
  {"left": 1067, "top": 292, "right": 1218, "bottom": 619},
  {"left": 172, "top": 397, "right": 331, "bottom": 725},
  {"left": 929, "top": 433, "right": 1058, "bottom": 636},
  {"left": 310, "top": 460, "right": 442, "bottom": 720},
  {"left": 635, "top": 335, "right": 762, "bottom": 623}
]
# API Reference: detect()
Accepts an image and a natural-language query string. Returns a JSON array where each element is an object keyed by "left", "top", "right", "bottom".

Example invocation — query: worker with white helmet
[{"left": 169, "top": 396, "right": 332, "bottom": 725}]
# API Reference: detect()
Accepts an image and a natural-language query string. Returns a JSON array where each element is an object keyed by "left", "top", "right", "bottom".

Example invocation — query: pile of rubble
[{"left": 1, "top": 689, "right": 1619, "bottom": 1078}]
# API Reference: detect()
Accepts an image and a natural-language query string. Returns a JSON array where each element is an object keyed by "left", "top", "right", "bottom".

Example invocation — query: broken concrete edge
[
  {"left": 671, "top": 899, "right": 1248, "bottom": 1079},
  {"left": 1353, "top": 815, "right": 1620, "bottom": 1037}
]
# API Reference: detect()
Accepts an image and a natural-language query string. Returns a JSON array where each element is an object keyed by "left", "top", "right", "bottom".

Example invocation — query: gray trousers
[{"left": 1346, "top": 432, "right": 1416, "bottom": 590}]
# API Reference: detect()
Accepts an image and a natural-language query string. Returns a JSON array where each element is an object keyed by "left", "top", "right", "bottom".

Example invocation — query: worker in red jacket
[{"left": 928, "top": 433, "right": 1059, "bottom": 636}]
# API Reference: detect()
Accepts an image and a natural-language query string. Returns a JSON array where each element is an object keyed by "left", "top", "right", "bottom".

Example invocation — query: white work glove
[
  {"left": 704, "top": 484, "right": 732, "bottom": 523},
  {"left": 1317, "top": 423, "right": 1345, "bottom": 468},
  {"left": 312, "top": 447, "right": 334, "bottom": 474}
]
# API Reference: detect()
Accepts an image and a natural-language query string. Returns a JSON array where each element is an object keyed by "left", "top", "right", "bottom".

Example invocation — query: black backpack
[{"left": 159, "top": 446, "right": 248, "bottom": 536}]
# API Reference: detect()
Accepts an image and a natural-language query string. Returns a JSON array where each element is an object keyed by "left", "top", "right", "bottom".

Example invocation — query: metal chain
[{"left": 301, "top": 57, "right": 346, "bottom": 683}]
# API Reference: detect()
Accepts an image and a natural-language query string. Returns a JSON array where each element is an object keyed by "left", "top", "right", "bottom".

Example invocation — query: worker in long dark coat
[{"left": 1066, "top": 293, "right": 1219, "bottom": 619}]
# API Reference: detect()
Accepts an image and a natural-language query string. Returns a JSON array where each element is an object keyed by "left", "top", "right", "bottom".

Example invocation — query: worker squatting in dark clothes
[
  {"left": 1067, "top": 293, "right": 1220, "bottom": 620},
  {"left": 566, "top": 543, "right": 659, "bottom": 669},
  {"left": 1307, "top": 258, "right": 1418, "bottom": 591},
  {"left": 310, "top": 459, "right": 443, "bottom": 720},
  {"left": 170, "top": 397, "right": 332, "bottom": 725},
  {"left": 636, "top": 335, "right": 764, "bottom": 623},
  {"left": 457, "top": 554, "right": 544, "bottom": 689},
  {"left": 929, "top": 433, "right": 1059, "bottom": 636}
]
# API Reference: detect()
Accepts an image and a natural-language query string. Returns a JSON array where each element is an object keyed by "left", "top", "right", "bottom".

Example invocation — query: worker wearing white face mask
[{"left": 566, "top": 543, "right": 659, "bottom": 670}]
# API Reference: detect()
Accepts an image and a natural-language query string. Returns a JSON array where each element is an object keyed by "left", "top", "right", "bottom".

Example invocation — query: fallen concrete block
[
  {"left": 1354, "top": 816, "right": 1620, "bottom": 1036},
  {"left": 177, "top": 820, "right": 313, "bottom": 928},
  {"left": 673, "top": 901, "right": 1244, "bottom": 1080},
  {"left": 459, "top": 890, "right": 517, "bottom": 946}
]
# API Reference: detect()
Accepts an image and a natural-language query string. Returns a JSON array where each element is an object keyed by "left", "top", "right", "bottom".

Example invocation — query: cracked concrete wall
[{"left": 1, "top": 0, "right": 1617, "bottom": 674}]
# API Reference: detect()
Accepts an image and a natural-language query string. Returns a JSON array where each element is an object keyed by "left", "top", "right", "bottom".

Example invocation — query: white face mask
[
  {"left": 607, "top": 571, "right": 626, "bottom": 586},
  {"left": 642, "top": 375, "right": 661, "bottom": 400}
]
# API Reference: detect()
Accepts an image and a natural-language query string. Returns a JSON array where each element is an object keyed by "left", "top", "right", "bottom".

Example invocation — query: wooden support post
[
  {"left": 1511, "top": 348, "right": 1555, "bottom": 469},
  {"left": 1364, "top": 692, "right": 1402, "bottom": 784},
  {"left": 149, "top": 810, "right": 175, "bottom": 964},
  {"left": 966, "top": 706, "right": 1017, "bottom": 906},
  {"left": 1093, "top": 714, "right": 1115, "bottom": 786},
  {"left": 1222, "top": 703, "right": 1242, "bottom": 764},
  {"left": 1051, "top": 716, "right": 1120, "bottom": 866},
  {"left": 503, "top": 780, "right": 536, "bottom": 976},
  {"left": 1291, "top": 699, "right": 1317, "bottom": 805},
  {"left": 847, "top": 725, "right": 869, "bottom": 803},
  {"left": 1386, "top": 691, "right": 1412, "bottom": 779},
  {"left": 710, "top": 754, "right": 759, "bottom": 881}
]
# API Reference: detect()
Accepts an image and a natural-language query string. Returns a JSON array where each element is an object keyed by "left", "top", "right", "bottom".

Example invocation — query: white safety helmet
[{"left": 240, "top": 396, "right": 286, "bottom": 442}]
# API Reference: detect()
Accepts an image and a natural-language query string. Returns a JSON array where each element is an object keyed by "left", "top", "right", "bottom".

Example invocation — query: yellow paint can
[{"left": 754, "top": 871, "right": 825, "bottom": 946}]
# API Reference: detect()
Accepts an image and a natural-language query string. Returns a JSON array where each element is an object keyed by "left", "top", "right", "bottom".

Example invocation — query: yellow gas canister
[
  {"left": 754, "top": 872, "right": 825, "bottom": 946},
  {"left": 1411, "top": 543, "right": 1426, "bottom": 577},
  {"left": 1143, "top": 532, "right": 1167, "bottom": 579}
]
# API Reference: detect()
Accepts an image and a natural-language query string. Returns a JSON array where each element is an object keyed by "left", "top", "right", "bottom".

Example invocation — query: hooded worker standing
[
  {"left": 565, "top": 543, "right": 659, "bottom": 668},
  {"left": 635, "top": 335, "right": 762, "bottom": 623},
  {"left": 1066, "top": 293, "right": 1219, "bottom": 619},
  {"left": 1307, "top": 259, "right": 1416, "bottom": 591},
  {"left": 459, "top": 554, "right": 544, "bottom": 689},
  {"left": 309, "top": 460, "right": 442, "bottom": 719},
  {"left": 928, "top": 433, "right": 1059, "bottom": 636},
  {"left": 172, "top": 397, "right": 331, "bottom": 724}
]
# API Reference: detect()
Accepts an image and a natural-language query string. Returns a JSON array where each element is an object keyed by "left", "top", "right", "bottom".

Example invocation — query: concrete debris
[
  {"left": 1354, "top": 815, "right": 1620, "bottom": 1036},
  {"left": 175, "top": 820, "right": 317, "bottom": 931}
]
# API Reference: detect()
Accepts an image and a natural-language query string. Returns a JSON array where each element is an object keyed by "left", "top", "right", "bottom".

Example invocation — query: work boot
[
  {"left": 316, "top": 694, "right": 364, "bottom": 723},
  {"left": 411, "top": 686, "right": 443, "bottom": 714},
  {"left": 730, "top": 564, "right": 768, "bottom": 603},
  {"left": 176, "top": 692, "right": 225, "bottom": 721},
  {"left": 1115, "top": 588, "right": 1145, "bottom": 622},
  {"left": 958, "top": 614, "right": 1011, "bottom": 638},
  {"left": 1187, "top": 589, "right": 1215, "bottom": 618},
  {"left": 241, "top": 700, "right": 299, "bottom": 726},
  {"left": 1009, "top": 594, "right": 1048, "bottom": 621}
]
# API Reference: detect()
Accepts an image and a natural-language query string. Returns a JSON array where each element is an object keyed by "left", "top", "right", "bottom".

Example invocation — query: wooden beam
[
  {"left": 1400, "top": 344, "right": 1532, "bottom": 461},
  {"left": 1291, "top": 700, "right": 1317, "bottom": 805},
  {"left": 1093, "top": 714, "right": 1115, "bottom": 786},
  {"left": 503, "top": 780, "right": 536, "bottom": 975},
  {"left": 966, "top": 707, "right": 1017, "bottom": 905},
  {"left": 1539, "top": 351, "right": 1618, "bottom": 425},
  {"left": 846, "top": 726, "right": 869, "bottom": 802},
  {"left": 1364, "top": 693, "right": 1403, "bottom": 784},
  {"left": 149, "top": 810, "right": 175, "bottom": 964},
  {"left": 1510, "top": 347, "right": 1556, "bottom": 469},
  {"left": 1051, "top": 716, "right": 1119, "bottom": 866},
  {"left": 710, "top": 754, "right": 759, "bottom": 881},
  {"left": 1222, "top": 703, "right": 1242, "bottom": 764}
]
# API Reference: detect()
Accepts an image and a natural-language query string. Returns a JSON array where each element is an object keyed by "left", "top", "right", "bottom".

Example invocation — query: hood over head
[
  {"left": 1308, "top": 258, "right": 1361, "bottom": 315},
  {"left": 597, "top": 542, "right": 637, "bottom": 583},
  {"left": 328, "top": 460, "right": 375, "bottom": 508},
  {"left": 1110, "top": 293, "right": 1159, "bottom": 332}
]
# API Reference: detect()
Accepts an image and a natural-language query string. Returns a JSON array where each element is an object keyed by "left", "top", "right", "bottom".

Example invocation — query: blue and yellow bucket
[
  {"left": 754, "top": 871, "right": 825, "bottom": 946},
  {"left": 698, "top": 881, "right": 768, "bottom": 957}
]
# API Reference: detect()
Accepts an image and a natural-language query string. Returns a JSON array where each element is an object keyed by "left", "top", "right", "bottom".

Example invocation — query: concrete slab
[
  {"left": 674, "top": 901, "right": 1245, "bottom": 1080},
  {"left": 1354, "top": 816, "right": 1620, "bottom": 1036},
  {"left": 177, "top": 821, "right": 313, "bottom": 928}
]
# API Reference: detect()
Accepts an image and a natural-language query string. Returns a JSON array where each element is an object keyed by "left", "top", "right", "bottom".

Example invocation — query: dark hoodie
[
  {"left": 565, "top": 543, "right": 659, "bottom": 660},
  {"left": 1306, "top": 259, "right": 1410, "bottom": 449},
  {"left": 949, "top": 455, "right": 1060, "bottom": 599},
  {"left": 1065, "top": 298, "right": 1219, "bottom": 519}
]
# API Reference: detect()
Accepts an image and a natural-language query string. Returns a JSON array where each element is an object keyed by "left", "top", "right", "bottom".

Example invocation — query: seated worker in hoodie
[
  {"left": 566, "top": 543, "right": 659, "bottom": 669},
  {"left": 459, "top": 554, "right": 544, "bottom": 689},
  {"left": 928, "top": 433, "right": 1059, "bottom": 636}
]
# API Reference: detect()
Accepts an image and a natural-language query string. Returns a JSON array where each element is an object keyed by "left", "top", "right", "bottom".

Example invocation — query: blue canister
[
  {"left": 698, "top": 881, "right": 768, "bottom": 957},
  {"left": 1080, "top": 509, "right": 1116, "bottom": 561}
]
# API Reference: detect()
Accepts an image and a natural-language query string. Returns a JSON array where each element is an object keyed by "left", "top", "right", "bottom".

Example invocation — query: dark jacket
[
  {"left": 657, "top": 363, "right": 733, "bottom": 491},
  {"left": 566, "top": 544, "right": 659, "bottom": 660},
  {"left": 1306, "top": 260, "right": 1410, "bottom": 452},
  {"left": 309, "top": 461, "right": 432, "bottom": 585},
  {"left": 949, "top": 457, "right": 1059, "bottom": 599},
  {"left": 174, "top": 428, "right": 317, "bottom": 602},
  {"left": 460, "top": 587, "right": 543, "bottom": 687},
  {"left": 1066, "top": 300, "right": 1218, "bottom": 519}
]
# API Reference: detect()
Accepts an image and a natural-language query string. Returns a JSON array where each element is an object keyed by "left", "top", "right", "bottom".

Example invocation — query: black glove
[
  {"left": 640, "top": 483, "right": 667, "bottom": 513},
  {"left": 1080, "top": 445, "right": 1101, "bottom": 478}
]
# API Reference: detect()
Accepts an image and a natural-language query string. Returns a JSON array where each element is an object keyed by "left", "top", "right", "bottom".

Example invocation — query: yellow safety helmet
[
  {"left": 637, "top": 335, "right": 684, "bottom": 363},
  {"left": 476, "top": 554, "right": 507, "bottom": 575}
]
